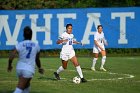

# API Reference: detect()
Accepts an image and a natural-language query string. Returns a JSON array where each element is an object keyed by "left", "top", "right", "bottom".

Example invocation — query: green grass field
[{"left": 0, "top": 57, "right": 140, "bottom": 93}]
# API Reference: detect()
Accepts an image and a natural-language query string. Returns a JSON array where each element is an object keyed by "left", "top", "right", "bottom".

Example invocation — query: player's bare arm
[
  {"left": 56, "top": 39, "right": 68, "bottom": 44},
  {"left": 103, "top": 38, "right": 108, "bottom": 46},
  {"left": 73, "top": 41, "right": 83, "bottom": 45},
  {"left": 94, "top": 40, "right": 104, "bottom": 51},
  {"left": 7, "top": 49, "right": 17, "bottom": 72},
  {"left": 36, "top": 52, "right": 44, "bottom": 74}
]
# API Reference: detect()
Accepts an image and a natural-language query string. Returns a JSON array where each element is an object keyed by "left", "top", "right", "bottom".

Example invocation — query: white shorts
[
  {"left": 93, "top": 45, "right": 105, "bottom": 53},
  {"left": 60, "top": 50, "right": 75, "bottom": 61},
  {"left": 16, "top": 69, "right": 34, "bottom": 78}
]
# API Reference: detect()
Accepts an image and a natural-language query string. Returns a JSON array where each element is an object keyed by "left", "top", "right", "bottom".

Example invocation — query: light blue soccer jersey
[{"left": 15, "top": 40, "right": 40, "bottom": 73}]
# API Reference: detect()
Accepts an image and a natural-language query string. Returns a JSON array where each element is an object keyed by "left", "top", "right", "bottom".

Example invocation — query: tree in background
[{"left": 0, "top": 0, "right": 139, "bottom": 10}]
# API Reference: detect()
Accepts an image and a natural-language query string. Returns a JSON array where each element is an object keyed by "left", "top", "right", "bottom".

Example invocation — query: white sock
[
  {"left": 76, "top": 66, "right": 83, "bottom": 78},
  {"left": 23, "top": 86, "right": 30, "bottom": 93},
  {"left": 57, "top": 66, "right": 64, "bottom": 74},
  {"left": 101, "top": 56, "right": 106, "bottom": 68},
  {"left": 92, "top": 58, "right": 98, "bottom": 68},
  {"left": 13, "top": 87, "right": 23, "bottom": 93}
]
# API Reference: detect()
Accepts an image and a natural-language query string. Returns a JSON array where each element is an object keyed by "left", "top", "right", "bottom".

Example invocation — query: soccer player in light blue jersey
[{"left": 7, "top": 26, "right": 44, "bottom": 93}]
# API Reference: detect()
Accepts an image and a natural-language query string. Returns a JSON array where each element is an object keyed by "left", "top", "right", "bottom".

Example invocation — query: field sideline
[{"left": 0, "top": 56, "right": 140, "bottom": 93}]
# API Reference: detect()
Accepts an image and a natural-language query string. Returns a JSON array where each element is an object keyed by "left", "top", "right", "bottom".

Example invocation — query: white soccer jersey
[
  {"left": 15, "top": 40, "right": 40, "bottom": 73},
  {"left": 59, "top": 32, "right": 75, "bottom": 54},
  {"left": 94, "top": 31, "right": 105, "bottom": 46}
]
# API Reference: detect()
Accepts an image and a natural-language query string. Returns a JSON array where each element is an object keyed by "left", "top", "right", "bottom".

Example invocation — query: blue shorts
[{"left": 16, "top": 69, "right": 34, "bottom": 78}]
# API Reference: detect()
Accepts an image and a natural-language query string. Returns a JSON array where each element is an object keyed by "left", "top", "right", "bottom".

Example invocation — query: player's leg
[
  {"left": 70, "top": 56, "right": 82, "bottom": 77},
  {"left": 13, "top": 77, "right": 31, "bottom": 93},
  {"left": 56, "top": 60, "right": 68, "bottom": 74},
  {"left": 22, "top": 70, "right": 33, "bottom": 93},
  {"left": 14, "top": 70, "right": 33, "bottom": 93},
  {"left": 54, "top": 60, "right": 68, "bottom": 80},
  {"left": 91, "top": 47, "right": 99, "bottom": 71},
  {"left": 100, "top": 50, "right": 107, "bottom": 71},
  {"left": 23, "top": 78, "right": 31, "bottom": 93},
  {"left": 54, "top": 53, "right": 68, "bottom": 80},
  {"left": 91, "top": 53, "right": 98, "bottom": 71},
  {"left": 70, "top": 51, "right": 87, "bottom": 82}
]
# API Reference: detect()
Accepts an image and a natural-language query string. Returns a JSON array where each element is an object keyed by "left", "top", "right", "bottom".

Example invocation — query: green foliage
[
  {"left": 0, "top": 48, "right": 140, "bottom": 57},
  {"left": 0, "top": 0, "right": 140, "bottom": 10}
]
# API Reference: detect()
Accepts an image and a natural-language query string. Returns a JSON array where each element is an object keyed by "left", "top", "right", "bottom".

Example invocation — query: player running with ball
[
  {"left": 91, "top": 25, "right": 108, "bottom": 71},
  {"left": 54, "top": 23, "right": 87, "bottom": 82}
]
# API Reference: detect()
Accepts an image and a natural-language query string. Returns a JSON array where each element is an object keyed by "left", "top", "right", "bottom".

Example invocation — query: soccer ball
[{"left": 73, "top": 76, "right": 81, "bottom": 84}]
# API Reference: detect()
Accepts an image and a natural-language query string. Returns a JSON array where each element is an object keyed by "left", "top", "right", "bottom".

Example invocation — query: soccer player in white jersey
[
  {"left": 54, "top": 23, "right": 87, "bottom": 82},
  {"left": 91, "top": 25, "right": 108, "bottom": 71},
  {"left": 7, "top": 26, "right": 44, "bottom": 93}
]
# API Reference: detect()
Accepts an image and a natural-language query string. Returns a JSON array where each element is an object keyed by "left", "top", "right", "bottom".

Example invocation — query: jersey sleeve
[
  {"left": 15, "top": 43, "right": 21, "bottom": 52},
  {"left": 102, "top": 32, "right": 107, "bottom": 43},
  {"left": 58, "top": 34, "right": 64, "bottom": 40},
  {"left": 102, "top": 32, "right": 106, "bottom": 40},
  {"left": 72, "top": 34, "right": 76, "bottom": 41},
  {"left": 94, "top": 32, "right": 98, "bottom": 41},
  {"left": 102, "top": 32, "right": 105, "bottom": 37}
]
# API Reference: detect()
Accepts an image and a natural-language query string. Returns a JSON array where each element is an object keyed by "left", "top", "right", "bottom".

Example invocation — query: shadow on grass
[
  {"left": 81, "top": 67, "right": 91, "bottom": 70},
  {"left": 37, "top": 76, "right": 56, "bottom": 81},
  {"left": 0, "top": 90, "right": 51, "bottom": 93}
]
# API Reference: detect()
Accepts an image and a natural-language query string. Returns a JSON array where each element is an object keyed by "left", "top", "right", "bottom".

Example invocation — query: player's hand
[
  {"left": 81, "top": 43, "right": 84, "bottom": 46},
  {"left": 105, "top": 42, "right": 108, "bottom": 46},
  {"left": 7, "top": 66, "right": 13, "bottom": 72},
  {"left": 100, "top": 48, "right": 104, "bottom": 51},
  {"left": 103, "top": 39, "right": 108, "bottom": 46},
  {"left": 38, "top": 68, "right": 44, "bottom": 74},
  {"left": 77, "top": 42, "right": 84, "bottom": 46},
  {"left": 63, "top": 39, "right": 68, "bottom": 43}
]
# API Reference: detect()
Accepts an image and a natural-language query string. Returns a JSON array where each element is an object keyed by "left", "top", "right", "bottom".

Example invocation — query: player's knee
[
  {"left": 25, "top": 81, "right": 30, "bottom": 88},
  {"left": 102, "top": 56, "right": 106, "bottom": 60},
  {"left": 94, "top": 54, "right": 99, "bottom": 58},
  {"left": 17, "top": 83, "right": 26, "bottom": 90},
  {"left": 72, "top": 61, "right": 79, "bottom": 67},
  {"left": 93, "top": 58, "right": 98, "bottom": 61},
  {"left": 75, "top": 63, "right": 79, "bottom": 67},
  {"left": 62, "top": 66, "right": 67, "bottom": 69}
]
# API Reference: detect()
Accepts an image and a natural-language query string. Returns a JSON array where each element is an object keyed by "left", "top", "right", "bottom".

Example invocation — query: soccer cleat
[
  {"left": 81, "top": 78, "right": 87, "bottom": 83},
  {"left": 100, "top": 67, "right": 107, "bottom": 71},
  {"left": 54, "top": 72, "right": 60, "bottom": 80},
  {"left": 91, "top": 67, "right": 96, "bottom": 71}
]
